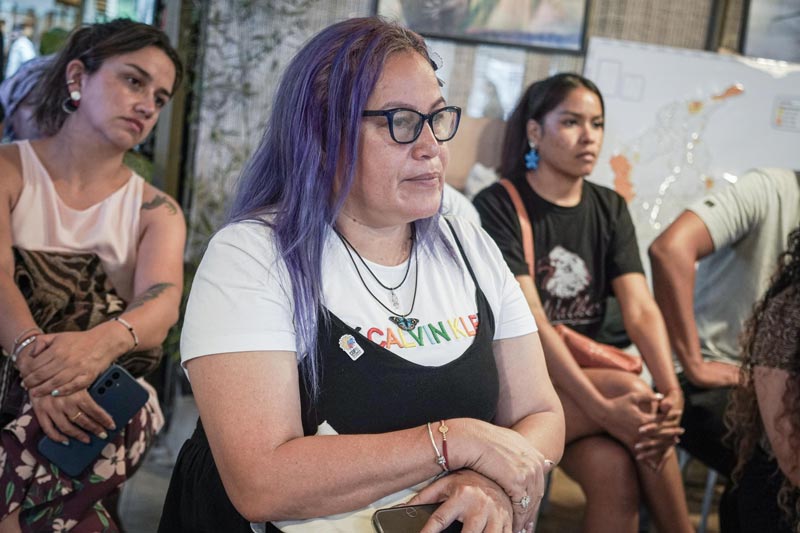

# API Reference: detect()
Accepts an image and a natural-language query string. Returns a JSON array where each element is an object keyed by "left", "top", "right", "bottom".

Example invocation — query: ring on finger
[
  {"left": 70, "top": 411, "right": 83, "bottom": 421},
  {"left": 512, "top": 494, "right": 531, "bottom": 510},
  {"left": 51, "top": 389, "right": 60, "bottom": 397}
]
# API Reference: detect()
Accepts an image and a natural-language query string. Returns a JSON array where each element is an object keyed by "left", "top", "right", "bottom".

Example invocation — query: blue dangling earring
[{"left": 525, "top": 142, "right": 539, "bottom": 170}]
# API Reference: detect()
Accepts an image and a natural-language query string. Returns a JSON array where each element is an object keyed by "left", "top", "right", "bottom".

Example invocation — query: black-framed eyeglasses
[{"left": 362, "top": 106, "right": 461, "bottom": 144}]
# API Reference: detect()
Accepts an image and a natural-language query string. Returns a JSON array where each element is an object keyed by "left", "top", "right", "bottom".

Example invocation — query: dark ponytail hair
[
  {"left": 30, "top": 18, "right": 183, "bottom": 136},
  {"left": 499, "top": 73, "right": 604, "bottom": 181}
]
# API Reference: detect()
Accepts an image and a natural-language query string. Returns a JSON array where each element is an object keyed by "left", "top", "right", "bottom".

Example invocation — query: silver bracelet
[
  {"left": 113, "top": 316, "right": 139, "bottom": 352},
  {"left": 11, "top": 335, "right": 37, "bottom": 364},
  {"left": 426, "top": 422, "right": 448, "bottom": 472},
  {"left": 13, "top": 326, "right": 43, "bottom": 348}
]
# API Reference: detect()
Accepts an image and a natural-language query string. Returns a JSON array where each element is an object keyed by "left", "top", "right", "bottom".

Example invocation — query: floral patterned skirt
[{"left": 0, "top": 383, "right": 163, "bottom": 533}]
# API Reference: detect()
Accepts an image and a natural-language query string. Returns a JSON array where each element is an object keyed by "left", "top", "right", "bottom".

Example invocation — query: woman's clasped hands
[
  {"left": 597, "top": 386, "right": 684, "bottom": 471},
  {"left": 412, "top": 419, "right": 556, "bottom": 533},
  {"left": 634, "top": 389, "right": 685, "bottom": 471},
  {"left": 16, "top": 329, "right": 115, "bottom": 398},
  {"left": 13, "top": 330, "right": 117, "bottom": 445}
]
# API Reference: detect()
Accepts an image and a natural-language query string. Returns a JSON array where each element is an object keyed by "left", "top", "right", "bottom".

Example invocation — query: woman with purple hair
[{"left": 161, "top": 16, "right": 563, "bottom": 533}]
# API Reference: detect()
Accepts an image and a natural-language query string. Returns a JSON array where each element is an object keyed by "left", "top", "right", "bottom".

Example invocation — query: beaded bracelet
[
  {"left": 427, "top": 421, "right": 449, "bottom": 472},
  {"left": 113, "top": 316, "right": 139, "bottom": 352}
]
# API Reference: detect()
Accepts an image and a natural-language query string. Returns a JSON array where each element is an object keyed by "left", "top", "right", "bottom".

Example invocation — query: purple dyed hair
[{"left": 226, "top": 17, "right": 451, "bottom": 399}]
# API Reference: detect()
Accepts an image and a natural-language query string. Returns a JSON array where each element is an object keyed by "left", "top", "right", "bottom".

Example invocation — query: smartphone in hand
[
  {"left": 372, "top": 503, "right": 462, "bottom": 533},
  {"left": 37, "top": 364, "right": 149, "bottom": 477}
]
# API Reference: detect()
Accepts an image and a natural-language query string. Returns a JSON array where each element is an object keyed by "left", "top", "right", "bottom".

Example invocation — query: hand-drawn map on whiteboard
[{"left": 584, "top": 38, "right": 800, "bottom": 249}]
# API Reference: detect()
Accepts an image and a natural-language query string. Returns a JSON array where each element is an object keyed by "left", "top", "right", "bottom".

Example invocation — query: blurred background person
[
  {"left": 5, "top": 21, "right": 36, "bottom": 80},
  {"left": 0, "top": 20, "right": 7, "bottom": 82},
  {"left": 0, "top": 54, "right": 53, "bottom": 141},
  {"left": 726, "top": 226, "right": 800, "bottom": 532}
]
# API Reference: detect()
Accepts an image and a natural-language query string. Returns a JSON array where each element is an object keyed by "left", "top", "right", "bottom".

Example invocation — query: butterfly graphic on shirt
[{"left": 389, "top": 316, "right": 419, "bottom": 331}]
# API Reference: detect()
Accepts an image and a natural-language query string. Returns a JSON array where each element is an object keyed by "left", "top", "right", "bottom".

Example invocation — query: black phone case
[
  {"left": 37, "top": 364, "right": 149, "bottom": 477},
  {"left": 372, "top": 503, "right": 462, "bottom": 533}
]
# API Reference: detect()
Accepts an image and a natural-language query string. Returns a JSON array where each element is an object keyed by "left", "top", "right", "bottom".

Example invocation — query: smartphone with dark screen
[
  {"left": 37, "top": 364, "right": 148, "bottom": 477},
  {"left": 372, "top": 503, "right": 462, "bottom": 533}
]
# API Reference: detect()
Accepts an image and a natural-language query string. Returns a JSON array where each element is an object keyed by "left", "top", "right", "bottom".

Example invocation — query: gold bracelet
[{"left": 438, "top": 420, "right": 450, "bottom": 471}]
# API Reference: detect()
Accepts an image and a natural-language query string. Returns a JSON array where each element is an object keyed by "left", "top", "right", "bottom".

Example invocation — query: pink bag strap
[{"left": 498, "top": 178, "right": 535, "bottom": 278}]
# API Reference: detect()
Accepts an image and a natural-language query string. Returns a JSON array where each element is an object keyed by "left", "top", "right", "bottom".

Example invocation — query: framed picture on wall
[
  {"left": 375, "top": 0, "right": 590, "bottom": 53},
  {"left": 741, "top": 0, "right": 800, "bottom": 62}
]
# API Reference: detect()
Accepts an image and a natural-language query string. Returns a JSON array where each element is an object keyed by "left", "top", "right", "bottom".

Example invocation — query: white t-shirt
[
  {"left": 182, "top": 216, "right": 536, "bottom": 532},
  {"left": 181, "top": 216, "right": 535, "bottom": 368},
  {"left": 688, "top": 167, "right": 799, "bottom": 365}
]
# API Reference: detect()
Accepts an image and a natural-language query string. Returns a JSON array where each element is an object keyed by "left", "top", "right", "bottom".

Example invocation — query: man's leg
[{"left": 678, "top": 373, "right": 735, "bottom": 476}]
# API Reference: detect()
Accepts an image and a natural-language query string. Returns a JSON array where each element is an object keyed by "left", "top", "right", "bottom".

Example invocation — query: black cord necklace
[
  {"left": 334, "top": 226, "right": 420, "bottom": 331},
  {"left": 336, "top": 227, "right": 414, "bottom": 311}
]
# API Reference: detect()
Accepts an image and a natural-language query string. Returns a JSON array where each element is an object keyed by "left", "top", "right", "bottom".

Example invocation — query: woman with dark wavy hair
[{"left": 726, "top": 226, "right": 800, "bottom": 532}]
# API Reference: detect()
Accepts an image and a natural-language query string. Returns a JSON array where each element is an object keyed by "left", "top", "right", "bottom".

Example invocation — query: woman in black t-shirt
[{"left": 474, "top": 73, "right": 692, "bottom": 533}]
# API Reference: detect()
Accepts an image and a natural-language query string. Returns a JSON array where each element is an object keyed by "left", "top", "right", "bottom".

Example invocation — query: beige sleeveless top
[{"left": 10, "top": 140, "right": 144, "bottom": 301}]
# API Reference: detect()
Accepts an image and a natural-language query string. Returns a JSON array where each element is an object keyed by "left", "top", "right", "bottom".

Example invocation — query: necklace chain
[
  {"left": 334, "top": 226, "right": 419, "bottom": 319},
  {"left": 335, "top": 229, "right": 414, "bottom": 291}
]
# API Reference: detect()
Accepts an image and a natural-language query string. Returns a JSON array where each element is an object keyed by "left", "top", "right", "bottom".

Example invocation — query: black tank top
[{"left": 300, "top": 220, "right": 500, "bottom": 435}]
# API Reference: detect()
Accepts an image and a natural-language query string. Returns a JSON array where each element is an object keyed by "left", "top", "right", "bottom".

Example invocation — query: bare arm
[
  {"left": 0, "top": 145, "right": 38, "bottom": 354},
  {"left": 649, "top": 211, "right": 739, "bottom": 388},
  {"left": 189, "top": 334, "right": 563, "bottom": 524},
  {"left": 612, "top": 272, "right": 685, "bottom": 466},
  {"left": 492, "top": 331, "right": 564, "bottom": 464},
  {"left": 411, "top": 332, "right": 564, "bottom": 533},
  {"left": 116, "top": 185, "right": 185, "bottom": 348},
  {"left": 612, "top": 272, "right": 680, "bottom": 396},
  {"left": 189, "top": 351, "right": 453, "bottom": 522},
  {"left": 753, "top": 365, "right": 800, "bottom": 486},
  {"left": 489, "top": 330, "right": 564, "bottom": 531}
]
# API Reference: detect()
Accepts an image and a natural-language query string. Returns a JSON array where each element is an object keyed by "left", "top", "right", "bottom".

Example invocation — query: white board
[{"left": 584, "top": 37, "right": 800, "bottom": 250}]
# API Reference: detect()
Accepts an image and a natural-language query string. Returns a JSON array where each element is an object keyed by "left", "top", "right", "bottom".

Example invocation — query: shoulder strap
[
  {"left": 498, "top": 179, "right": 535, "bottom": 278},
  {"left": 443, "top": 217, "right": 480, "bottom": 287}
]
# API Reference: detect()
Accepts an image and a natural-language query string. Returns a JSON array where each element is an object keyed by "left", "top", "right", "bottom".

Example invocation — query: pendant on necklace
[
  {"left": 389, "top": 315, "right": 419, "bottom": 331},
  {"left": 390, "top": 290, "right": 400, "bottom": 311}
]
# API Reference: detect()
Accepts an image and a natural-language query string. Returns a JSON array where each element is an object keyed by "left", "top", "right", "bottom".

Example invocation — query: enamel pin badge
[{"left": 339, "top": 334, "right": 365, "bottom": 361}]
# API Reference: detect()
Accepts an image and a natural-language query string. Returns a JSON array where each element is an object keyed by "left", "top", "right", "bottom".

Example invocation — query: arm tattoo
[
  {"left": 126, "top": 282, "right": 175, "bottom": 311},
  {"left": 141, "top": 194, "right": 177, "bottom": 215}
]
